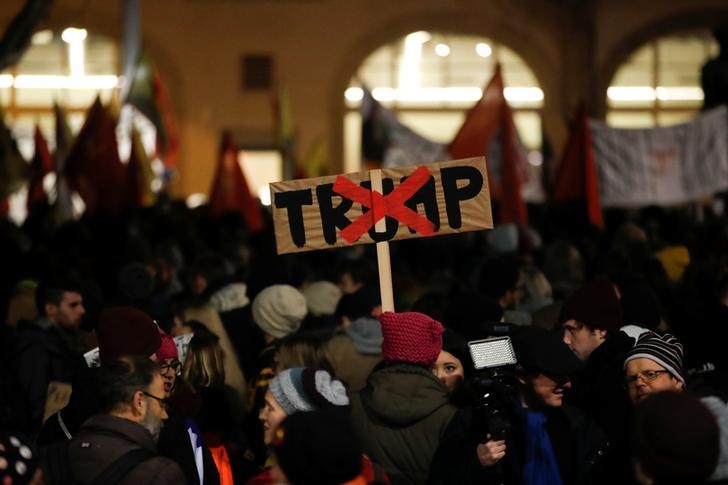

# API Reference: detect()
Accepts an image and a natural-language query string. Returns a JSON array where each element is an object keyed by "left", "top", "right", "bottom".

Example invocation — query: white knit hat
[
  {"left": 302, "top": 281, "right": 342, "bottom": 317},
  {"left": 252, "top": 285, "right": 308, "bottom": 339}
]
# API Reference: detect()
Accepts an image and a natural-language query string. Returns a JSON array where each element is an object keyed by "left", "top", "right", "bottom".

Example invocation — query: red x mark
[{"left": 332, "top": 166, "right": 436, "bottom": 243}]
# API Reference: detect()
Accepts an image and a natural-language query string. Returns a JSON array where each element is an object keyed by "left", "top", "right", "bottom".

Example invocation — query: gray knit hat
[
  {"left": 624, "top": 331, "right": 685, "bottom": 386},
  {"left": 269, "top": 367, "right": 349, "bottom": 415},
  {"left": 345, "top": 316, "right": 383, "bottom": 355},
  {"left": 252, "top": 285, "right": 308, "bottom": 339}
]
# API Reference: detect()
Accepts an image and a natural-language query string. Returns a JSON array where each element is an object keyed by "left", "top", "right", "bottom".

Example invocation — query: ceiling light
[
  {"left": 607, "top": 86, "right": 656, "bottom": 101},
  {"left": 435, "top": 43, "right": 450, "bottom": 57},
  {"left": 61, "top": 27, "right": 87, "bottom": 44},
  {"left": 475, "top": 42, "right": 492, "bottom": 57},
  {"left": 405, "top": 31, "right": 431, "bottom": 44},
  {"left": 31, "top": 30, "right": 53, "bottom": 45},
  {"left": 655, "top": 86, "right": 703, "bottom": 101},
  {"left": 345, "top": 87, "right": 363, "bottom": 101},
  {"left": 504, "top": 87, "right": 544, "bottom": 102}
]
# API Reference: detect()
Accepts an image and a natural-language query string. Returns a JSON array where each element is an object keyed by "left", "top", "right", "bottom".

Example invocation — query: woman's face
[
  {"left": 432, "top": 351, "right": 465, "bottom": 393},
  {"left": 159, "top": 358, "right": 180, "bottom": 395},
  {"left": 259, "top": 391, "right": 288, "bottom": 445}
]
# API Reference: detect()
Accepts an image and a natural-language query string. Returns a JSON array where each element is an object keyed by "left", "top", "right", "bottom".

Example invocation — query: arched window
[
  {"left": 607, "top": 30, "right": 718, "bottom": 127},
  {"left": 0, "top": 27, "right": 161, "bottom": 221},
  {"left": 1, "top": 28, "right": 119, "bottom": 156},
  {"left": 344, "top": 32, "right": 544, "bottom": 199}
]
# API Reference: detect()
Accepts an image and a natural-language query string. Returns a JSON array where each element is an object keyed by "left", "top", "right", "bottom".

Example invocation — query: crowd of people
[{"left": 1, "top": 198, "right": 728, "bottom": 485}]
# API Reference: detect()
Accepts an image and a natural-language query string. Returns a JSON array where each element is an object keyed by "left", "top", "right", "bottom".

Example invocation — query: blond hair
[{"left": 183, "top": 304, "right": 247, "bottom": 400}]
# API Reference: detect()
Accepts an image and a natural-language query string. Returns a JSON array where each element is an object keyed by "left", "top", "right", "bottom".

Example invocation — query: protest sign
[{"left": 270, "top": 157, "right": 493, "bottom": 254}]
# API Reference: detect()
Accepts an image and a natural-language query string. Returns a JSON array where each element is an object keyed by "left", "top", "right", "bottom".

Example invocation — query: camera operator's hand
[{"left": 476, "top": 435, "right": 506, "bottom": 467}]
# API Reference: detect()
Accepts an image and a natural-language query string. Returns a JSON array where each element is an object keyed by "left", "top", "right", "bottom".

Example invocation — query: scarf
[{"left": 522, "top": 410, "right": 563, "bottom": 485}]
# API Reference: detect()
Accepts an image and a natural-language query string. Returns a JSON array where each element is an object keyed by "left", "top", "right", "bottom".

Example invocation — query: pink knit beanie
[
  {"left": 156, "top": 330, "right": 179, "bottom": 361},
  {"left": 379, "top": 311, "right": 444, "bottom": 366}
]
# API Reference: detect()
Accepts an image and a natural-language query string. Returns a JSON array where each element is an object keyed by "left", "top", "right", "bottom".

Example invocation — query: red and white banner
[{"left": 590, "top": 106, "right": 728, "bottom": 207}]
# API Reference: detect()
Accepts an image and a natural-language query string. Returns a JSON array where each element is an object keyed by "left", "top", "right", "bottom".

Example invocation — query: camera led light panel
[{"left": 468, "top": 336, "right": 517, "bottom": 369}]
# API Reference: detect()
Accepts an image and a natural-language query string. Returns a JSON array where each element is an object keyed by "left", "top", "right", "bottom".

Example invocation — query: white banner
[{"left": 590, "top": 106, "right": 728, "bottom": 207}]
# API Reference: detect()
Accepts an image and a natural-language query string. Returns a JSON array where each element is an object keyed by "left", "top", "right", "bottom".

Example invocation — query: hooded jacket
[{"left": 350, "top": 362, "right": 457, "bottom": 485}]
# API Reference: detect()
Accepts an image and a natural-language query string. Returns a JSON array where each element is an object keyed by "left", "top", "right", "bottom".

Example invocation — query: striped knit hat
[
  {"left": 269, "top": 367, "right": 349, "bottom": 415},
  {"left": 624, "top": 332, "right": 685, "bottom": 385}
]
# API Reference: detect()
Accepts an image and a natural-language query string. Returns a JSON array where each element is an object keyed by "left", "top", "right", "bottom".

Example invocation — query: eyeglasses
[
  {"left": 142, "top": 391, "right": 168, "bottom": 410},
  {"left": 159, "top": 361, "right": 182, "bottom": 375},
  {"left": 625, "top": 370, "right": 670, "bottom": 386}
]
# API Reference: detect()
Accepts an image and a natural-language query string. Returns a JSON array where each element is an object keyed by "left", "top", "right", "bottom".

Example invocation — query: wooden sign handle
[{"left": 370, "top": 169, "right": 395, "bottom": 312}]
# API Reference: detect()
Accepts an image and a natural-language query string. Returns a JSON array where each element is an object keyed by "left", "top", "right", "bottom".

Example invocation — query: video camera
[{"left": 467, "top": 333, "right": 518, "bottom": 441}]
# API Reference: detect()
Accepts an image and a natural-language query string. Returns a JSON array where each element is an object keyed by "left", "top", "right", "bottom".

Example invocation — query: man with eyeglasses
[
  {"left": 623, "top": 331, "right": 728, "bottom": 483},
  {"left": 66, "top": 356, "right": 185, "bottom": 484},
  {"left": 624, "top": 332, "right": 685, "bottom": 403}
]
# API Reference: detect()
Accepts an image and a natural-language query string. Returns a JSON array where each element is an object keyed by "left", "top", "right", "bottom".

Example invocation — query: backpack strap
[{"left": 89, "top": 447, "right": 155, "bottom": 485}]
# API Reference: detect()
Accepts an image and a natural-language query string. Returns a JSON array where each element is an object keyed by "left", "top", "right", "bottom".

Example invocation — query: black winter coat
[
  {"left": 69, "top": 414, "right": 186, "bottom": 484},
  {"left": 37, "top": 367, "right": 220, "bottom": 485},
  {"left": 428, "top": 404, "right": 609, "bottom": 485},
  {"left": 0, "top": 321, "right": 85, "bottom": 437},
  {"left": 565, "top": 331, "right": 635, "bottom": 484}
]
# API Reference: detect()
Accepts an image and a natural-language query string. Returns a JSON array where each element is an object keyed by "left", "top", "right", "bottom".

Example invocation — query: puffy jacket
[{"left": 350, "top": 362, "right": 457, "bottom": 485}]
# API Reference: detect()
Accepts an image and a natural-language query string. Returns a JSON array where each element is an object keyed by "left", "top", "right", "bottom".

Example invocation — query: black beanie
[
  {"left": 272, "top": 411, "right": 362, "bottom": 485},
  {"left": 633, "top": 391, "right": 719, "bottom": 485},
  {"left": 559, "top": 275, "right": 622, "bottom": 333}
]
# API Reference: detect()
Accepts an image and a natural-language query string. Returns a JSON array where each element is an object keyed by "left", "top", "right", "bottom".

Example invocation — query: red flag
[
  {"left": 448, "top": 64, "right": 528, "bottom": 224},
  {"left": 26, "top": 125, "right": 53, "bottom": 213},
  {"left": 152, "top": 70, "right": 179, "bottom": 170},
  {"left": 208, "top": 132, "right": 263, "bottom": 232},
  {"left": 64, "top": 97, "right": 128, "bottom": 214},
  {"left": 552, "top": 105, "right": 603, "bottom": 228}
]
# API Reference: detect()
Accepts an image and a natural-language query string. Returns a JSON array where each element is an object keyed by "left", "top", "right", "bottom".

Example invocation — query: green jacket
[{"left": 351, "top": 362, "right": 457, "bottom": 485}]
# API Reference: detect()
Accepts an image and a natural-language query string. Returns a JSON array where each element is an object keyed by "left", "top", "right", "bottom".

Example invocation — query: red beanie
[
  {"left": 97, "top": 306, "right": 161, "bottom": 363},
  {"left": 156, "top": 330, "right": 178, "bottom": 361},
  {"left": 379, "top": 311, "right": 444, "bottom": 366}
]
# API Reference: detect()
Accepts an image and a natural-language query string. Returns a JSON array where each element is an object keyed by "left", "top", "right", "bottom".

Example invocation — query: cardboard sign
[{"left": 270, "top": 157, "right": 493, "bottom": 254}]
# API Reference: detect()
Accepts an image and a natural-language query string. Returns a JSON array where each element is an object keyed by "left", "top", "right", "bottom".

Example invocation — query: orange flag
[
  {"left": 552, "top": 105, "right": 603, "bottom": 228},
  {"left": 449, "top": 64, "right": 528, "bottom": 225},
  {"left": 208, "top": 132, "right": 263, "bottom": 232}
]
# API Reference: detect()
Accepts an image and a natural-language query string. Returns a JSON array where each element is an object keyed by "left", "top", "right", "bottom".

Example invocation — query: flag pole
[{"left": 370, "top": 169, "right": 395, "bottom": 312}]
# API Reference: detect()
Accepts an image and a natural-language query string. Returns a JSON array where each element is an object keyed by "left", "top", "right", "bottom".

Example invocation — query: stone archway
[
  {"left": 326, "top": 7, "right": 565, "bottom": 173},
  {"left": 594, "top": 7, "right": 728, "bottom": 119}
]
